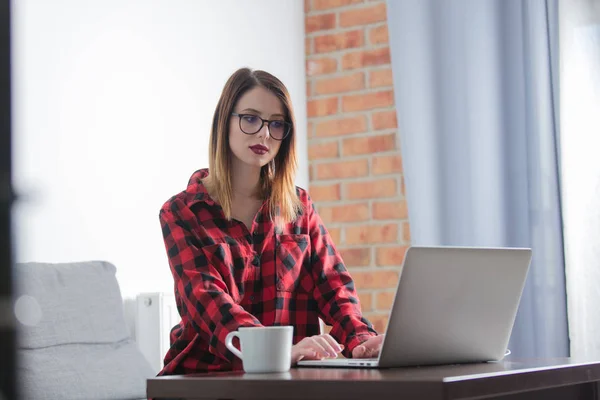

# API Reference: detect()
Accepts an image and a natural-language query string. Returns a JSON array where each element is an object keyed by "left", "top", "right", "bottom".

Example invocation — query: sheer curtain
[
  {"left": 387, "top": 0, "right": 569, "bottom": 357},
  {"left": 559, "top": 0, "right": 600, "bottom": 359}
]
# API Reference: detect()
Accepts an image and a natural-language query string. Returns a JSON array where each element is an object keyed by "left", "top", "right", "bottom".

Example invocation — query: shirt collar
[{"left": 186, "top": 168, "right": 217, "bottom": 207}]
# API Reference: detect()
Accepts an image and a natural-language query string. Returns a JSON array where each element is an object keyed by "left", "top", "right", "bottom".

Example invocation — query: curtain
[
  {"left": 387, "top": 0, "right": 569, "bottom": 357},
  {"left": 559, "top": 0, "right": 600, "bottom": 359}
]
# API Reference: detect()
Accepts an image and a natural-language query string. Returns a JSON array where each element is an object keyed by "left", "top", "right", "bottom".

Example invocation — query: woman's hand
[
  {"left": 352, "top": 334, "right": 385, "bottom": 358},
  {"left": 291, "top": 334, "right": 344, "bottom": 364}
]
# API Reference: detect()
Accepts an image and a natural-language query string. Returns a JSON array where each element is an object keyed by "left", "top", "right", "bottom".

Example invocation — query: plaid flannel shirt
[{"left": 158, "top": 169, "right": 377, "bottom": 375}]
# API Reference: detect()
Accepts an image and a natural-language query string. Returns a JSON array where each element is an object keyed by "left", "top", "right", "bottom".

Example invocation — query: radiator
[{"left": 135, "top": 292, "right": 179, "bottom": 374}]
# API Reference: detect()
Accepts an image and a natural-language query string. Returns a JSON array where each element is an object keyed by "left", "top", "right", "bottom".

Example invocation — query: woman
[{"left": 158, "top": 67, "right": 383, "bottom": 375}]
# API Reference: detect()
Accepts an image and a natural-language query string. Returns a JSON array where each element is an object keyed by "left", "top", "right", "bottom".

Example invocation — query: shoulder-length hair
[{"left": 203, "top": 67, "right": 303, "bottom": 225}]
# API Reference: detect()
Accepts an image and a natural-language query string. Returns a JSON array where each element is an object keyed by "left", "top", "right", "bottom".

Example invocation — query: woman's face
[{"left": 228, "top": 86, "right": 286, "bottom": 169}]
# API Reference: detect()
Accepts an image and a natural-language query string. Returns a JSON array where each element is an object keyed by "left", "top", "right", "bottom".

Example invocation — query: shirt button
[
  {"left": 252, "top": 255, "right": 260, "bottom": 267},
  {"left": 250, "top": 295, "right": 255, "bottom": 301},
  {"left": 276, "top": 281, "right": 285, "bottom": 291}
]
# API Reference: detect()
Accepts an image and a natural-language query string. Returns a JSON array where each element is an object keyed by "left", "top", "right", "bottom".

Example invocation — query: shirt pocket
[
  {"left": 200, "top": 243, "right": 256, "bottom": 304},
  {"left": 275, "top": 234, "right": 311, "bottom": 293}
]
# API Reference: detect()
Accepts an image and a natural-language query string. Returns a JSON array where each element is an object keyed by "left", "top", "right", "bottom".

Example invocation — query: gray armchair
[{"left": 15, "top": 261, "right": 155, "bottom": 400}]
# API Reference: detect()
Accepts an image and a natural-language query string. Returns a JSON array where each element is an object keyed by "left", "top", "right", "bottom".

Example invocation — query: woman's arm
[
  {"left": 305, "top": 197, "right": 378, "bottom": 357},
  {"left": 160, "top": 206, "right": 263, "bottom": 365}
]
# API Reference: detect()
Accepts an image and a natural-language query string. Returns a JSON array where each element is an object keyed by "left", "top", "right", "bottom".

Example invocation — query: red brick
[
  {"left": 306, "top": 13, "right": 336, "bottom": 34},
  {"left": 369, "top": 68, "right": 394, "bottom": 88},
  {"left": 307, "top": 97, "right": 338, "bottom": 117},
  {"left": 319, "top": 202, "right": 370, "bottom": 223},
  {"left": 316, "top": 159, "right": 369, "bottom": 180},
  {"left": 342, "top": 47, "right": 391, "bottom": 69},
  {"left": 308, "top": 141, "right": 339, "bottom": 160},
  {"left": 315, "top": 72, "right": 365, "bottom": 95},
  {"left": 342, "top": 133, "right": 395, "bottom": 156},
  {"left": 352, "top": 270, "right": 399, "bottom": 289},
  {"left": 358, "top": 291, "right": 373, "bottom": 311},
  {"left": 339, "top": 3, "right": 387, "bottom": 27},
  {"left": 305, "top": 38, "right": 312, "bottom": 56},
  {"left": 372, "top": 199, "right": 408, "bottom": 220},
  {"left": 329, "top": 227, "right": 342, "bottom": 245},
  {"left": 375, "top": 290, "right": 396, "bottom": 310},
  {"left": 369, "top": 24, "right": 389, "bottom": 44},
  {"left": 372, "top": 154, "right": 403, "bottom": 175},
  {"left": 346, "top": 178, "right": 397, "bottom": 199},
  {"left": 400, "top": 174, "right": 406, "bottom": 195},
  {"left": 315, "top": 115, "right": 367, "bottom": 137},
  {"left": 309, "top": 183, "right": 341, "bottom": 201},
  {"left": 402, "top": 222, "right": 411, "bottom": 243},
  {"left": 345, "top": 223, "right": 398, "bottom": 244},
  {"left": 339, "top": 247, "right": 372, "bottom": 267},
  {"left": 365, "top": 313, "right": 389, "bottom": 333},
  {"left": 313, "top": 0, "right": 363, "bottom": 10},
  {"left": 372, "top": 109, "right": 397, "bottom": 130},
  {"left": 342, "top": 90, "right": 394, "bottom": 112},
  {"left": 376, "top": 245, "right": 408, "bottom": 267},
  {"left": 306, "top": 58, "right": 337, "bottom": 76},
  {"left": 314, "top": 30, "right": 364, "bottom": 53}
]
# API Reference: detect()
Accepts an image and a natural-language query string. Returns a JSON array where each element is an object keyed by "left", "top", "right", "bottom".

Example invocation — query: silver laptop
[{"left": 297, "top": 246, "right": 532, "bottom": 368}]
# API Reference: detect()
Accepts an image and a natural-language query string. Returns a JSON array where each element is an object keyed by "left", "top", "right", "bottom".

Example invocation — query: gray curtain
[{"left": 387, "top": 0, "right": 569, "bottom": 358}]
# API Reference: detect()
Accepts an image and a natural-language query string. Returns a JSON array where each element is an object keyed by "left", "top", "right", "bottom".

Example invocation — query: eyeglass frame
[{"left": 231, "top": 112, "right": 292, "bottom": 141}]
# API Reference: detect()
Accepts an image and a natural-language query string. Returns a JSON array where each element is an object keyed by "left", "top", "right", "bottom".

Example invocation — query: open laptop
[{"left": 297, "top": 246, "right": 532, "bottom": 368}]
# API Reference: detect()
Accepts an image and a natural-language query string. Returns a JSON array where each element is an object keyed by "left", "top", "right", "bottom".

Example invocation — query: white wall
[{"left": 11, "top": 0, "right": 308, "bottom": 298}]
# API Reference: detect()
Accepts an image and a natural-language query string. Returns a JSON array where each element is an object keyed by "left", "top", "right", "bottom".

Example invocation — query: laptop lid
[{"left": 377, "top": 246, "right": 531, "bottom": 367}]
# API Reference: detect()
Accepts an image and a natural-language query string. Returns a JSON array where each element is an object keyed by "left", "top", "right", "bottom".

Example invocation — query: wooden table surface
[{"left": 148, "top": 357, "right": 600, "bottom": 400}]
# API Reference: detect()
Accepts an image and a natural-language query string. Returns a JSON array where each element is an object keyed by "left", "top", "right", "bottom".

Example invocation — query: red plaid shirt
[{"left": 158, "top": 169, "right": 377, "bottom": 375}]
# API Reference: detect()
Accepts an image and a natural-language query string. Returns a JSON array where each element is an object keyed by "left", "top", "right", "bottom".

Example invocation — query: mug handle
[{"left": 225, "top": 331, "right": 243, "bottom": 360}]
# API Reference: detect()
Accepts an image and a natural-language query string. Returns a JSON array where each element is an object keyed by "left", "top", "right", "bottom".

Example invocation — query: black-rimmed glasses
[{"left": 231, "top": 113, "right": 292, "bottom": 141}]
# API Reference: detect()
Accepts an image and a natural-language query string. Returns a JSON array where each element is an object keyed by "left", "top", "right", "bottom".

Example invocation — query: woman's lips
[{"left": 250, "top": 145, "right": 268, "bottom": 155}]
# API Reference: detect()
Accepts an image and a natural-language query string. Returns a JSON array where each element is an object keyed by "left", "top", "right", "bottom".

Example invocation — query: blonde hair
[{"left": 203, "top": 68, "right": 303, "bottom": 225}]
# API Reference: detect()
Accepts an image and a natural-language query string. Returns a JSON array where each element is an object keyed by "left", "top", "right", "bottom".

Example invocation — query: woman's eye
[
  {"left": 271, "top": 121, "right": 284, "bottom": 129},
  {"left": 243, "top": 115, "right": 258, "bottom": 123}
]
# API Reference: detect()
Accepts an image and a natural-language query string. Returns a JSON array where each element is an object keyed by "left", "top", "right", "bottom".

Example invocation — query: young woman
[{"left": 158, "top": 67, "right": 383, "bottom": 375}]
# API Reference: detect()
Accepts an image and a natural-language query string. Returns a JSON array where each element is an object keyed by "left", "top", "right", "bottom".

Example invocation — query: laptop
[{"left": 297, "top": 246, "right": 532, "bottom": 369}]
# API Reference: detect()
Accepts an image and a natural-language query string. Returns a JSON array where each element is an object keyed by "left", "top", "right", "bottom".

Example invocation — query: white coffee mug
[{"left": 225, "top": 326, "right": 293, "bottom": 373}]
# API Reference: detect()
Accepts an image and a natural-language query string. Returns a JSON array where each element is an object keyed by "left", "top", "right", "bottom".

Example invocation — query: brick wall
[{"left": 304, "top": 0, "right": 410, "bottom": 333}]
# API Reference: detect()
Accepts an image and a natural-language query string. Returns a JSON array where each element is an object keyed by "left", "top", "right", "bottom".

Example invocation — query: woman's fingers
[
  {"left": 306, "top": 336, "right": 331, "bottom": 358},
  {"left": 292, "top": 346, "right": 318, "bottom": 363},
  {"left": 353, "top": 345, "right": 367, "bottom": 358},
  {"left": 313, "top": 335, "right": 342, "bottom": 358},
  {"left": 293, "top": 334, "right": 344, "bottom": 362},
  {"left": 320, "top": 334, "right": 344, "bottom": 353}
]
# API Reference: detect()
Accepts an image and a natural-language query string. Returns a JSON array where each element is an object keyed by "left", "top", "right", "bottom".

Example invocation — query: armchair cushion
[{"left": 16, "top": 260, "right": 155, "bottom": 400}]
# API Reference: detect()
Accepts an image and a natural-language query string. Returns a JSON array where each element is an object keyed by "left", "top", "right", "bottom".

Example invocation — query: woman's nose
[{"left": 257, "top": 122, "right": 271, "bottom": 139}]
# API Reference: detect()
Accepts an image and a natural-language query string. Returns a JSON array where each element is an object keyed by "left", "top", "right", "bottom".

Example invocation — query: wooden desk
[{"left": 148, "top": 358, "right": 600, "bottom": 400}]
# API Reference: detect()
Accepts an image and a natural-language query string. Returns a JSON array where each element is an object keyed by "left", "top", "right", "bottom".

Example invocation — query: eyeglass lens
[{"left": 239, "top": 115, "right": 289, "bottom": 140}]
